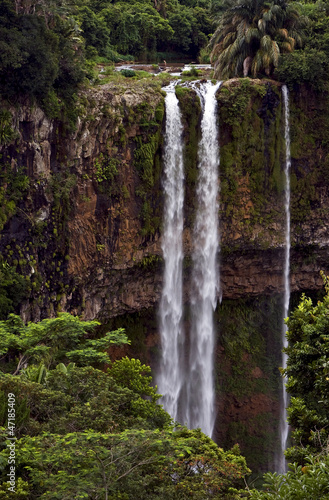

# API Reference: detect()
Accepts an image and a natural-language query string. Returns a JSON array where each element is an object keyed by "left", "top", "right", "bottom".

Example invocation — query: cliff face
[
  {"left": 1, "top": 78, "right": 328, "bottom": 321},
  {"left": 1, "top": 81, "right": 166, "bottom": 321},
  {"left": 1, "top": 77, "right": 329, "bottom": 471}
]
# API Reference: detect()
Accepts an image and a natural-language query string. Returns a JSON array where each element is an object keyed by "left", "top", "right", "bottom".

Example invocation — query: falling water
[
  {"left": 278, "top": 84, "right": 291, "bottom": 473},
  {"left": 157, "top": 82, "right": 185, "bottom": 422},
  {"left": 185, "top": 81, "right": 222, "bottom": 437}
]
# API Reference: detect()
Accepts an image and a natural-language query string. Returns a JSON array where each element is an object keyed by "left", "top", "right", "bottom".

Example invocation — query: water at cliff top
[
  {"left": 157, "top": 82, "right": 185, "bottom": 422},
  {"left": 277, "top": 84, "right": 291, "bottom": 473},
  {"left": 185, "top": 81, "right": 222, "bottom": 437}
]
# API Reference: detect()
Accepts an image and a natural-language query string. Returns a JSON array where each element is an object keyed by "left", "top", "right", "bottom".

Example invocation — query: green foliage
[
  {"left": 120, "top": 69, "right": 136, "bottom": 78},
  {"left": 0, "top": 259, "right": 29, "bottom": 320},
  {"left": 218, "top": 79, "right": 251, "bottom": 126},
  {"left": 0, "top": 110, "right": 15, "bottom": 145},
  {"left": 11, "top": 427, "right": 249, "bottom": 499},
  {"left": 110, "top": 357, "right": 159, "bottom": 402},
  {"left": 283, "top": 273, "right": 329, "bottom": 463},
  {"left": 0, "top": 477, "right": 29, "bottom": 498},
  {"left": 0, "top": 387, "right": 29, "bottom": 431},
  {"left": 275, "top": 1, "right": 329, "bottom": 91},
  {"left": 134, "top": 135, "right": 158, "bottom": 189},
  {"left": 96, "top": 154, "right": 117, "bottom": 184},
  {"left": 0, "top": 362, "right": 169, "bottom": 436},
  {"left": 0, "top": 313, "right": 128, "bottom": 373},
  {"left": 0, "top": 304, "right": 251, "bottom": 499},
  {"left": 210, "top": 0, "right": 306, "bottom": 79},
  {"left": 216, "top": 79, "right": 284, "bottom": 246},
  {"left": 0, "top": 1, "right": 85, "bottom": 107},
  {"left": 0, "top": 0, "right": 213, "bottom": 109},
  {"left": 134, "top": 132, "right": 162, "bottom": 236},
  {"left": 78, "top": 5, "right": 111, "bottom": 58},
  {"left": 0, "top": 162, "right": 30, "bottom": 232},
  {"left": 138, "top": 254, "right": 162, "bottom": 269},
  {"left": 100, "top": 3, "right": 174, "bottom": 58},
  {"left": 275, "top": 48, "right": 328, "bottom": 91},
  {"left": 248, "top": 455, "right": 329, "bottom": 499},
  {"left": 49, "top": 172, "right": 76, "bottom": 236}
]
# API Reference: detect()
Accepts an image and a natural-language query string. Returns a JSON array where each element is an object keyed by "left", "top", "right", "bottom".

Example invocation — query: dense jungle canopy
[{"left": 1, "top": 0, "right": 329, "bottom": 108}]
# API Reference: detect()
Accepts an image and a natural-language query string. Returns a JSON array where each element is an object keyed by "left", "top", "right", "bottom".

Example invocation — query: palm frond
[
  {"left": 245, "top": 27, "right": 260, "bottom": 43},
  {"left": 270, "top": 40, "right": 280, "bottom": 66},
  {"left": 260, "top": 34, "right": 272, "bottom": 51},
  {"left": 280, "top": 41, "right": 293, "bottom": 53},
  {"left": 278, "top": 28, "right": 289, "bottom": 39},
  {"left": 251, "top": 50, "right": 263, "bottom": 77},
  {"left": 210, "top": 0, "right": 304, "bottom": 79},
  {"left": 258, "top": 18, "right": 266, "bottom": 32}
]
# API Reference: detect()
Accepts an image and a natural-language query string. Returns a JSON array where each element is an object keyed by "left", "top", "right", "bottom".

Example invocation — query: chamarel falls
[{"left": 157, "top": 80, "right": 292, "bottom": 472}]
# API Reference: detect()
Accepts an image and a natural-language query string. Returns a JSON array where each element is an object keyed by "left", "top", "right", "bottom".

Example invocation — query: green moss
[
  {"left": 134, "top": 134, "right": 159, "bottom": 189},
  {"left": 217, "top": 80, "right": 284, "bottom": 241},
  {"left": 94, "top": 154, "right": 120, "bottom": 196},
  {"left": 155, "top": 102, "right": 165, "bottom": 123},
  {"left": 175, "top": 86, "right": 202, "bottom": 228},
  {"left": 121, "top": 185, "right": 130, "bottom": 200},
  {"left": 137, "top": 254, "right": 163, "bottom": 270},
  {"left": 133, "top": 130, "right": 162, "bottom": 236}
]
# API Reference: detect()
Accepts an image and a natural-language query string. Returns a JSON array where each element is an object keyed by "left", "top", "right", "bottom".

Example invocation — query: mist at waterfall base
[{"left": 157, "top": 81, "right": 221, "bottom": 438}]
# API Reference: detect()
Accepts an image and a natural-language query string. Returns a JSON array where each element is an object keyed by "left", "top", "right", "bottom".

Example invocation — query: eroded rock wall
[{"left": 1, "top": 78, "right": 328, "bottom": 321}]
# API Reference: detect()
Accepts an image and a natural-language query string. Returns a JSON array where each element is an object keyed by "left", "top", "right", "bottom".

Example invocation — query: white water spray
[
  {"left": 278, "top": 84, "right": 291, "bottom": 473},
  {"left": 157, "top": 83, "right": 185, "bottom": 422},
  {"left": 186, "top": 81, "right": 221, "bottom": 437}
]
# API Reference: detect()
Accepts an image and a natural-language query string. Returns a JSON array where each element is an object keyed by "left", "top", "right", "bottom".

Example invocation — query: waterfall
[
  {"left": 278, "top": 84, "right": 291, "bottom": 473},
  {"left": 185, "top": 81, "right": 222, "bottom": 437},
  {"left": 157, "top": 83, "right": 185, "bottom": 422}
]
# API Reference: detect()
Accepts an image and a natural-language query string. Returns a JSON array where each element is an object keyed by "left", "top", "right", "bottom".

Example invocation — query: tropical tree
[
  {"left": 209, "top": 0, "right": 306, "bottom": 79},
  {"left": 0, "top": 312, "right": 128, "bottom": 374},
  {"left": 282, "top": 273, "right": 329, "bottom": 465},
  {"left": 10, "top": 428, "right": 249, "bottom": 499}
]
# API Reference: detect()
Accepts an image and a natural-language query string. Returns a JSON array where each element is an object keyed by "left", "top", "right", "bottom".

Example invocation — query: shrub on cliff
[{"left": 275, "top": 0, "right": 329, "bottom": 91}]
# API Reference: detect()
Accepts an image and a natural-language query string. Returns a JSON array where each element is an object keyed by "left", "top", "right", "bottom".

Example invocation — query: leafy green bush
[
  {"left": 10, "top": 427, "right": 249, "bottom": 499},
  {"left": 120, "top": 68, "right": 136, "bottom": 77},
  {"left": 275, "top": 48, "right": 328, "bottom": 91},
  {"left": 0, "top": 313, "right": 128, "bottom": 373},
  {"left": 248, "top": 455, "right": 329, "bottom": 499},
  {"left": 283, "top": 273, "right": 329, "bottom": 463}
]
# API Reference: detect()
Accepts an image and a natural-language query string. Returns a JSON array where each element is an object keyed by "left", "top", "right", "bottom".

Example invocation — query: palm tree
[{"left": 209, "top": 0, "right": 306, "bottom": 79}]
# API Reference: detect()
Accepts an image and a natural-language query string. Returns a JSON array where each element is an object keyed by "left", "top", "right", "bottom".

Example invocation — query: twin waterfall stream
[{"left": 157, "top": 80, "right": 291, "bottom": 473}]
